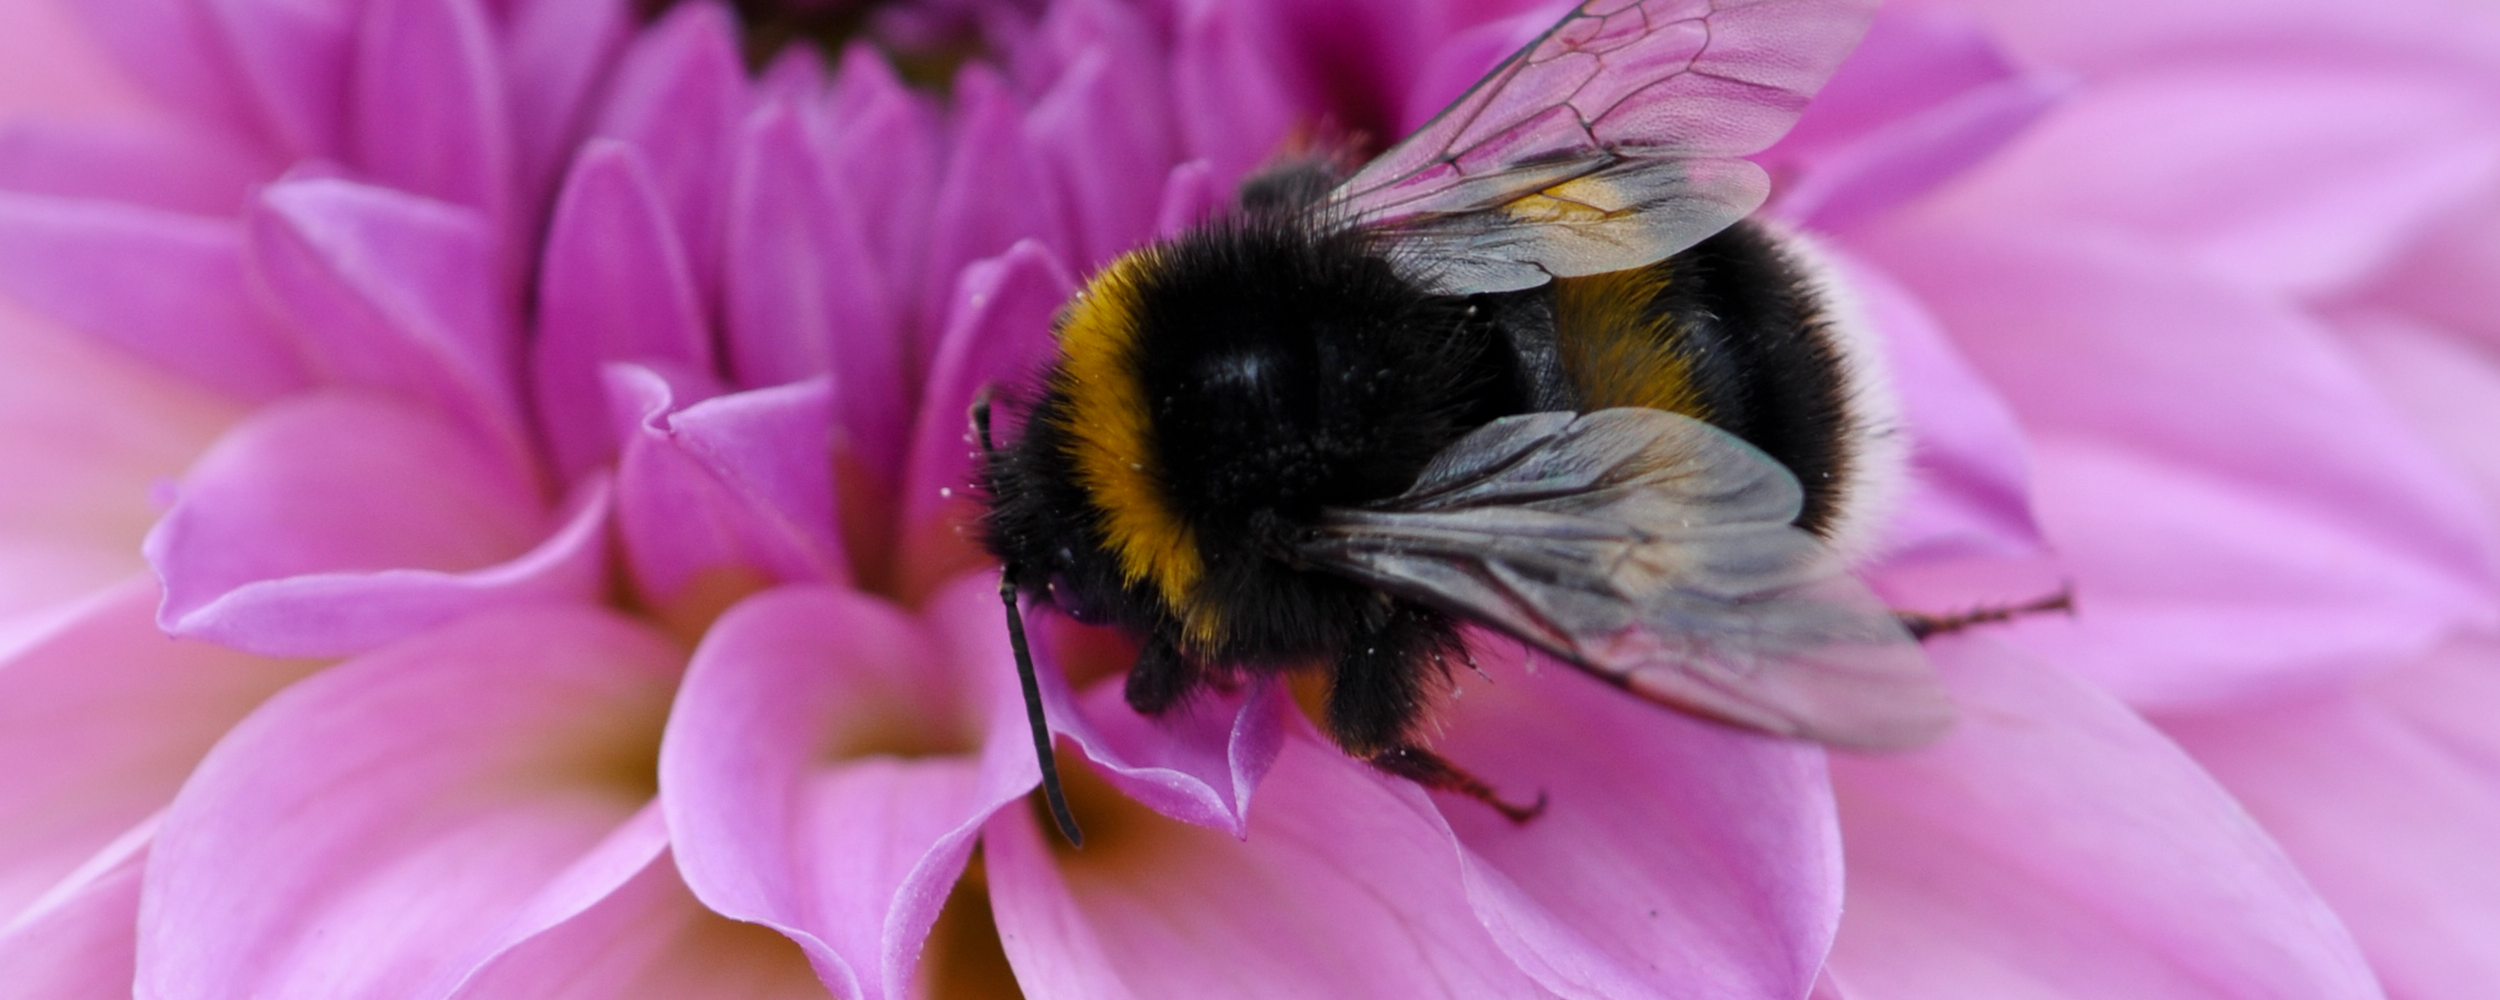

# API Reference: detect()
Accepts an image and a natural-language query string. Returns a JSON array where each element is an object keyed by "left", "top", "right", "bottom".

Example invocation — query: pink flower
[{"left": 0, "top": 0, "right": 2486, "bottom": 998}]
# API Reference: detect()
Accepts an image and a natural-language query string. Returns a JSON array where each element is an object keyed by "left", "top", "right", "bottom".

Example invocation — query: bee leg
[
  {"left": 1897, "top": 585, "right": 2076, "bottom": 641},
  {"left": 1329, "top": 604, "right": 1546, "bottom": 824},
  {"left": 1368, "top": 745, "right": 1549, "bottom": 824},
  {"left": 1124, "top": 629, "right": 1202, "bottom": 717}
]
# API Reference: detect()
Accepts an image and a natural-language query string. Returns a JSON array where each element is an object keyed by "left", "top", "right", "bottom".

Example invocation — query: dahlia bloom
[{"left": 0, "top": 0, "right": 2487, "bottom": 998}]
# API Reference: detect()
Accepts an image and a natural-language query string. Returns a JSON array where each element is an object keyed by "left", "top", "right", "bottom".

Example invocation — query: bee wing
[
  {"left": 1298, "top": 409, "right": 1952, "bottom": 750},
  {"left": 1324, "top": 0, "right": 1875, "bottom": 295}
]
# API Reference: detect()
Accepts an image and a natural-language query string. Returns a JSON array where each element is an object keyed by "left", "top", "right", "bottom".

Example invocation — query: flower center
[{"left": 636, "top": 0, "right": 990, "bottom": 86}]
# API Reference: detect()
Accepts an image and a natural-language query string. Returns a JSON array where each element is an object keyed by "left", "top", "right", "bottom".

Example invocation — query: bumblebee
[{"left": 979, "top": 0, "right": 1959, "bottom": 843}]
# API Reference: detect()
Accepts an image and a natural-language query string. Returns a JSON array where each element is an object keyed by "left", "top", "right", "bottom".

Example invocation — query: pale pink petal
[
  {"left": 0, "top": 0, "right": 158, "bottom": 119},
  {"left": 1766, "top": 5, "right": 2072, "bottom": 231},
  {"left": 0, "top": 832, "right": 143, "bottom": 1000},
  {"left": 137, "top": 605, "right": 682, "bottom": 1000},
  {"left": 1947, "top": 0, "right": 2500, "bottom": 83},
  {"left": 203, "top": 0, "right": 357, "bottom": 159},
  {"left": 986, "top": 728, "right": 1559, "bottom": 1000},
  {"left": 247, "top": 176, "right": 531, "bottom": 461},
  {"left": 2160, "top": 638, "right": 2500, "bottom": 1000},
  {"left": 531, "top": 139, "right": 714, "bottom": 480},
  {"left": 1913, "top": 65, "right": 2500, "bottom": 297},
  {"left": 0, "top": 115, "right": 276, "bottom": 215},
  {"left": 451, "top": 844, "right": 829, "bottom": 1000},
  {"left": 1048, "top": 677, "right": 1285, "bottom": 840},
  {"left": 351, "top": 0, "right": 514, "bottom": 229},
  {"left": 591, "top": 0, "right": 749, "bottom": 299},
  {"left": 610, "top": 368, "right": 845, "bottom": 607},
  {"left": 661, "top": 584, "right": 1023, "bottom": 1000},
  {"left": 2343, "top": 312, "right": 2500, "bottom": 526},
  {"left": 1824, "top": 636, "right": 2380, "bottom": 1000},
  {"left": 2353, "top": 181, "right": 2500, "bottom": 348},
  {"left": 0, "top": 579, "right": 308, "bottom": 920},
  {"left": 144, "top": 392, "right": 608, "bottom": 657},
  {"left": 916, "top": 67, "right": 1062, "bottom": 368},
  {"left": 1167, "top": 0, "right": 1296, "bottom": 187},
  {"left": 0, "top": 191, "right": 307, "bottom": 402},
  {"left": 0, "top": 298, "right": 240, "bottom": 619},
  {"left": 1021, "top": 0, "right": 1176, "bottom": 267},
  {"left": 499, "top": 0, "right": 629, "bottom": 218},
  {"left": 1412, "top": 638, "right": 1843, "bottom": 1000},
  {"left": 896, "top": 240, "right": 1072, "bottom": 595},
  {"left": 1858, "top": 221, "right": 2498, "bottom": 706}
]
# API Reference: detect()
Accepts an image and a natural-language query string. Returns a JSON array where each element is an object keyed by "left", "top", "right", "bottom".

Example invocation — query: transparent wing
[
  {"left": 1298, "top": 409, "right": 1952, "bottom": 749},
  {"left": 1325, "top": 0, "right": 1876, "bottom": 295}
]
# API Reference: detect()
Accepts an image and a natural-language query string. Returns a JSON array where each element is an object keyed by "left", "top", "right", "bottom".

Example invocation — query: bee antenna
[
  {"left": 1001, "top": 570, "right": 1083, "bottom": 846},
  {"left": 975, "top": 389, "right": 1084, "bottom": 847}
]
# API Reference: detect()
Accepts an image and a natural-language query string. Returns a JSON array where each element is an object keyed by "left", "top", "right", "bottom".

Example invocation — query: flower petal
[
  {"left": 0, "top": 0, "right": 158, "bottom": 119},
  {"left": 449, "top": 843, "right": 829, "bottom": 1000},
  {"left": 0, "top": 832, "right": 144, "bottom": 1000},
  {"left": 0, "top": 579, "right": 307, "bottom": 921},
  {"left": 662, "top": 583, "right": 1026, "bottom": 1000},
  {"left": 820, "top": 45, "right": 940, "bottom": 332},
  {"left": 1022, "top": 0, "right": 1176, "bottom": 268},
  {"left": 986, "top": 727, "right": 1559, "bottom": 1000},
  {"left": 897, "top": 240, "right": 1073, "bottom": 598},
  {"left": 0, "top": 297, "right": 239, "bottom": 618},
  {"left": 591, "top": 0, "right": 748, "bottom": 299},
  {"left": 0, "top": 190, "right": 306, "bottom": 402},
  {"left": 1166, "top": 0, "right": 1299, "bottom": 187},
  {"left": 1824, "top": 636, "right": 2381, "bottom": 1000},
  {"left": 137, "top": 605, "right": 681, "bottom": 1000},
  {"left": 2161, "top": 639, "right": 2500, "bottom": 1000},
  {"left": 248, "top": 176, "right": 530, "bottom": 462},
  {"left": 531, "top": 139, "right": 714, "bottom": 480},
  {"left": 351, "top": 0, "right": 513, "bottom": 229},
  {"left": 145, "top": 392, "right": 607, "bottom": 657},
  {"left": 0, "top": 115, "right": 276, "bottom": 215},
  {"left": 916, "top": 68, "right": 1063, "bottom": 367},
  {"left": 610, "top": 368, "right": 844, "bottom": 614},
  {"left": 499, "top": 0, "right": 629, "bottom": 217},
  {"left": 1049, "top": 676, "right": 1286, "bottom": 840},
  {"left": 1859, "top": 221, "right": 2498, "bottom": 705},
  {"left": 66, "top": 0, "right": 261, "bottom": 136},
  {"left": 1915, "top": 64, "right": 2500, "bottom": 297},
  {"left": 1396, "top": 637, "right": 1845, "bottom": 1000},
  {"left": 203, "top": 0, "right": 357, "bottom": 159},
  {"left": 1767, "top": 5, "right": 2071, "bottom": 231},
  {"left": 2343, "top": 312, "right": 2500, "bottom": 524}
]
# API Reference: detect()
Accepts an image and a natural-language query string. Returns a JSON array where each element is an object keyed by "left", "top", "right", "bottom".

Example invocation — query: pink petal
[
  {"left": 0, "top": 832, "right": 143, "bottom": 1000},
  {"left": 1167, "top": 0, "right": 1296, "bottom": 188},
  {"left": 144, "top": 392, "right": 608, "bottom": 657},
  {"left": 610, "top": 368, "right": 845, "bottom": 609},
  {"left": 0, "top": 579, "right": 307, "bottom": 921},
  {"left": 530, "top": 139, "right": 714, "bottom": 481},
  {"left": 0, "top": 190, "right": 307, "bottom": 402},
  {"left": 1397, "top": 636, "right": 1846, "bottom": 999},
  {"left": 1826, "top": 247, "right": 2040, "bottom": 567},
  {"left": 137, "top": 605, "right": 682, "bottom": 1000},
  {"left": 2343, "top": 312, "right": 2500, "bottom": 524},
  {"left": 820, "top": 45, "right": 939, "bottom": 334},
  {"left": 1947, "top": 0, "right": 2500, "bottom": 82},
  {"left": 449, "top": 843, "right": 829, "bottom": 1000},
  {"left": 203, "top": 0, "right": 356, "bottom": 159},
  {"left": 248, "top": 176, "right": 531, "bottom": 463},
  {"left": 2160, "top": 638, "right": 2500, "bottom": 999},
  {"left": 1824, "top": 636, "right": 2380, "bottom": 1000},
  {"left": 498, "top": 0, "right": 629, "bottom": 222},
  {"left": 985, "top": 727, "right": 1558, "bottom": 1000},
  {"left": 2354, "top": 180, "right": 2500, "bottom": 348},
  {"left": 1048, "top": 676, "right": 1285, "bottom": 840},
  {"left": 1913, "top": 65, "right": 2500, "bottom": 297},
  {"left": 350, "top": 0, "right": 514, "bottom": 230},
  {"left": 0, "top": 299, "right": 239, "bottom": 619},
  {"left": 661, "top": 584, "right": 1025, "bottom": 1000},
  {"left": 591, "top": 0, "right": 749, "bottom": 300},
  {"left": 916, "top": 67, "right": 1062, "bottom": 369},
  {"left": 69, "top": 0, "right": 265, "bottom": 143},
  {"left": 0, "top": 115, "right": 276, "bottom": 215},
  {"left": 1765, "top": 5, "right": 2072, "bottom": 231},
  {"left": 896, "top": 241, "right": 1072, "bottom": 596},
  {"left": 1021, "top": 2, "right": 1176, "bottom": 267},
  {"left": 1858, "top": 221, "right": 2498, "bottom": 706},
  {"left": 1152, "top": 159, "right": 1222, "bottom": 236},
  {"left": 0, "top": 0, "right": 158, "bottom": 119}
]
